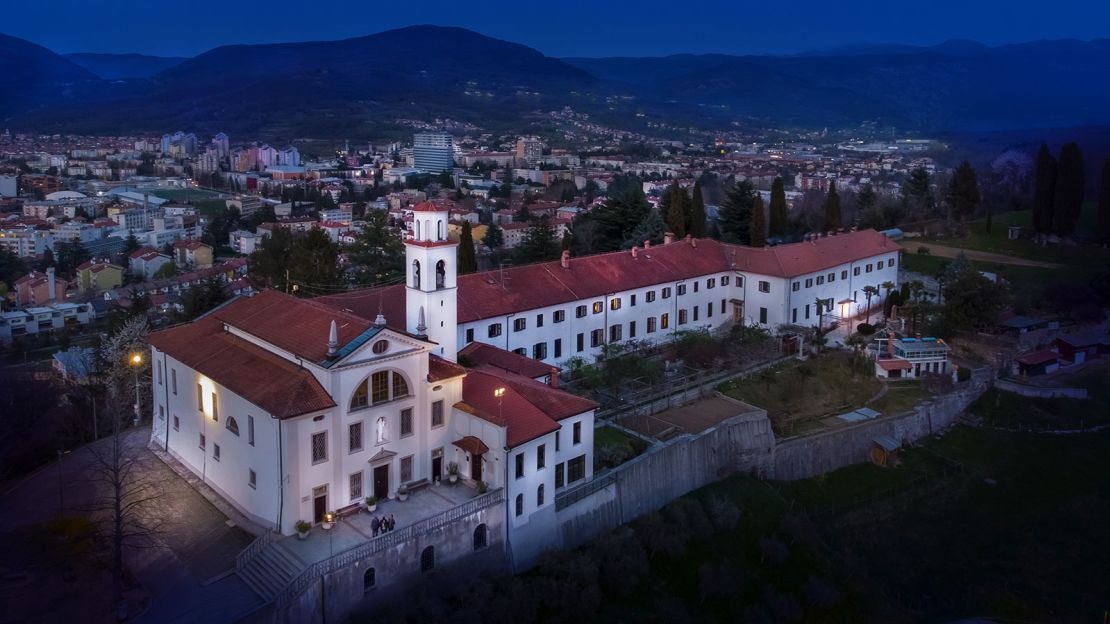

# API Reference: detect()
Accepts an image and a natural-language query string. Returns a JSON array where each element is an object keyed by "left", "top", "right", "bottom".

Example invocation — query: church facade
[{"left": 148, "top": 201, "right": 900, "bottom": 554}]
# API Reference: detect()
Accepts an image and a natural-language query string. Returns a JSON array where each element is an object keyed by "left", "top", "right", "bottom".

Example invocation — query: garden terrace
[{"left": 617, "top": 395, "right": 762, "bottom": 441}]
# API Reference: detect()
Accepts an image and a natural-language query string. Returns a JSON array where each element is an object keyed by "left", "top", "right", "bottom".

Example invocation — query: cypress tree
[
  {"left": 1032, "top": 143, "right": 1057, "bottom": 235},
  {"left": 663, "top": 181, "right": 688, "bottom": 238},
  {"left": 1053, "top": 142, "right": 1084, "bottom": 237},
  {"left": 823, "top": 180, "right": 842, "bottom": 231},
  {"left": 750, "top": 194, "right": 767, "bottom": 247},
  {"left": 1098, "top": 159, "right": 1110, "bottom": 243},
  {"left": 688, "top": 180, "right": 707, "bottom": 237},
  {"left": 457, "top": 221, "right": 477, "bottom": 274},
  {"left": 768, "top": 176, "right": 788, "bottom": 238}
]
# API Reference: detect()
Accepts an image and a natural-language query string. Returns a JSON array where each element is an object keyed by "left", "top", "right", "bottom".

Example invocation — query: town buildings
[{"left": 412, "top": 133, "right": 456, "bottom": 173}]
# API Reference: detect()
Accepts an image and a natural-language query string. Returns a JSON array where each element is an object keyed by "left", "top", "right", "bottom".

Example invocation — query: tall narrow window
[
  {"left": 401, "top": 456, "right": 413, "bottom": 482},
  {"left": 515, "top": 494, "right": 524, "bottom": 517},
  {"left": 196, "top": 383, "right": 203, "bottom": 412},
  {"left": 211, "top": 392, "right": 218, "bottom": 421},
  {"left": 400, "top": 408, "right": 414, "bottom": 437},
  {"left": 431, "top": 400, "right": 444, "bottom": 427},
  {"left": 537, "top": 444, "right": 545, "bottom": 470},
  {"left": 171, "top": 369, "right": 177, "bottom": 395},
  {"left": 248, "top": 415, "right": 255, "bottom": 446},
  {"left": 157, "top": 361, "right": 163, "bottom": 385},
  {"left": 349, "top": 421, "right": 363, "bottom": 452},
  {"left": 573, "top": 421, "right": 582, "bottom": 444},
  {"left": 311, "top": 431, "right": 327, "bottom": 464},
  {"left": 537, "top": 484, "right": 545, "bottom": 506}
]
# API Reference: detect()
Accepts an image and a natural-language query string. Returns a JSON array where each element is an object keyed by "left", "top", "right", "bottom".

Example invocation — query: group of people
[{"left": 370, "top": 513, "right": 396, "bottom": 537}]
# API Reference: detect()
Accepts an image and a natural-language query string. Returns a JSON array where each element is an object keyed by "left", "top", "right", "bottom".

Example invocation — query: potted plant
[
  {"left": 365, "top": 496, "right": 377, "bottom": 513},
  {"left": 397, "top": 484, "right": 409, "bottom": 502},
  {"left": 295, "top": 520, "right": 311, "bottom": 540},
  {"left": 476, "top": 480, "right": 488, "bottom": 494},
  {"left": 447, "top": 462, "right": 459, "bottom": 484}
]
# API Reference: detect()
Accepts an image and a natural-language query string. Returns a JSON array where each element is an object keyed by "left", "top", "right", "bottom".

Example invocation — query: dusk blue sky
[{"left": 5, "top": 0, "right": 1109, "bottom": 58}]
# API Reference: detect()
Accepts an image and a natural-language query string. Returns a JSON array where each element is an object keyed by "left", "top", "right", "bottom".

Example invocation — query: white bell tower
[{"left": 405, "top": 201, "right": 459, "bottom": 360}]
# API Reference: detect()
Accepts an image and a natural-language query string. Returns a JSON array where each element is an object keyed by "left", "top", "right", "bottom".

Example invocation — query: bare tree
[{"left": 84, "top": 315, "right": 160, "bottom": 618}]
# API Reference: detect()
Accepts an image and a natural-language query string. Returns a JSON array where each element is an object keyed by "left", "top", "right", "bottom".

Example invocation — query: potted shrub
[
  {"left": 397, "top": 484, "right": 409, "bottom": 502},
  {"left": 447, "top": 462, "right": 459, "bottom": 484},
  {"left": 365, "top": 496, "right": 377, "bottom": 513},
  {"left": 476, "top": 480, "right": 488, "bottom": 494},
  {"left": 295, "top": 520, "right": 311, "bottom": 540}
]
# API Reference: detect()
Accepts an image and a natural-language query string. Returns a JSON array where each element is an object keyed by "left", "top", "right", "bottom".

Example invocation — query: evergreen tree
[
  {"left": 750, "top": 195, "right": 767, "bottom": 247},
  {"left": 945, "top": 161, "right": 981, "bottom": 221},
  {"left": 55, "top": 240, "right": 90, "bottom": 278},
  {"left": 347, "top": 210, "right": 404, "bottom": 285},
  {"left": 0, "top": 245, "right": 27, "bottom": 289},
  {"left": 514, "top": 215, "right": 560, "bottom": 264},
  {"left": 561, "top": 230, "right": 573, "bottom": 251},
  {"left": 584, "top": 187, "right": 652, "bottom": 252},
  {"left": 248, "top": 226, "right": 295, "bottom": 291},
  {"left": 623, "top": 209, "right": 665, "bottom": 249},
  {"left": 182, "top": 276, "right": 229, "bottom": 319},
  {"left": 768, "top": 177, "right": 788, "bottom": 238},
  {"left": 1053, "top": 142, "right": 1084, "bottom": 236},
  {"left": 457, "top": 221, "right": 478, "bottom": 274},
  {"left": 123, "top": 232, "right": 141, "bottom": 255},
  {"left": 823, "top": 181, "right": 842, "bottom": 231},
  {"left": 482, "top": 221, "right": 504, "bottom": 250},
  {"left": 857, "top": 183, "right": 880, "bottom": 229},
  {"left": 288, "top": 227, "right": 341, "bottom": 296},
  {"left": 1032, "top": 143, "right": 1057, "bottom": 235},
  {"left": 902, "top": 168, "right": 935, "bottom": 218},
  {"left": 1098, "top": 159, "right": 1110, "bottom": 243},
  {"left": 662, "top": 181, "right": 688, "bottom": 239},
  {"left": 718, "top": 180, "right": 755, "bottom": 244},
  {"left": 688, "top": 180, "right": 707, "bottom": 238}
]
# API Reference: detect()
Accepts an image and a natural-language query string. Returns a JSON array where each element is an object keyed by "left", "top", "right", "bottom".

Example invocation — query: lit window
[{"left": 592, "top": 301, "right": 603, "bottom": 314}]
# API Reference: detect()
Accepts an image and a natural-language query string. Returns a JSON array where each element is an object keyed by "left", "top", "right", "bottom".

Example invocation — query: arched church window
[
  {"left": 435, "top": 260, "right": 446, "bottom": 290},
  {"left": 412, "top": 260, "right": 421, "bottom": 289},
  {"left": 350, "top": 370, "right": 411, "bottom": 411},
  {"left": 437, "top": 220, "right": 444, "bottom": 241}
]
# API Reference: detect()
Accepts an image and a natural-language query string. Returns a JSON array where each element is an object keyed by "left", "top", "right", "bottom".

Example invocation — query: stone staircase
[{"left": 236, "top": 542, "right": 306, "bottom": 601}]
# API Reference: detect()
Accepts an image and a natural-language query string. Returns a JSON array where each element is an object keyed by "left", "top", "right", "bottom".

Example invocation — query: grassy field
[
  {"left": 867, "top": 381, "right": 930, "bottom": 415},
  {"left": 901, "top": 250, "right": 1101, "bottom": 311},
  {"left": 594, "top": 425, "right": 649, "bottom": 470},
  {"left": 720, "top": 354, "right": 885, "bottom": 433},
  {"left": 925, "top": 204, "right": 1110, "bottom": 267},
  {"left": 975, "top": 365, "right": 1110, "bottom": 430}
]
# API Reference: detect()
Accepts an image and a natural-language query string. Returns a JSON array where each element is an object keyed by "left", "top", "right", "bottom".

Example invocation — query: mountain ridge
[{"left": 3, "top": 27, "right": 1110, "bottom": 137}]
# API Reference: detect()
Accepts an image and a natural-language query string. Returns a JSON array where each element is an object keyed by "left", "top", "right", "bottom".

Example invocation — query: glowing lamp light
[
  {"left": 324, "top": 512, "right": 335, "bottom": 523},
  {"left": 130, "top": 353, "right": 143, "bottom": 366},
  {"left": 493, "top": 388, "right": 505, "bottom": 399}
]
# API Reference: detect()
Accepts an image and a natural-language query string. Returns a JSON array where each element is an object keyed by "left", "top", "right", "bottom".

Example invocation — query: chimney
[
  {"left": 46, "top": 267, "right": 56, "bottom": 303},
  {"left": 560, "top": 249, "right": 570, "bottom": 270},
  {"left": 664, "top": 231, "right": 675, "bottom": 245},
  {"left": 548, "top": 366, "right": 560, "bottom": 388},
  {"left": 327, "top": 320, "right": 338, "bottom": 357},
  {"left": 643, "top": 240, "right": 651, "bottom": 249},
  {"left": 631, "top": 246, "right": 639, "bottom": 259},
  {"left": 374, "top": 312, "right": 387, "bottom": 327}
]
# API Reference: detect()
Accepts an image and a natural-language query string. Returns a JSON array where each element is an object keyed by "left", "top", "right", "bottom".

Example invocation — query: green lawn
[
  {"left": 867, "top": 381, "right": 930, "bottom": 415},
  {"left": 720, "top": 354, "right": 884, "bottom": 434},
  {"left": 594, "top": 425, "right": 649, "bottom": 470},
  {"left": 901, "top": 249, "right": 1102, "bottom": 311},
  {"left": 975, "top": 366, "right": 1110, "bottom": 430},
  {"left": 925, "top": 204, "right": 1110, "bottom": 267}
]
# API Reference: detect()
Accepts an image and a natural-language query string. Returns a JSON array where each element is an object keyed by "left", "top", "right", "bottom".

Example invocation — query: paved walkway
[
  {"left": 0, "top": 425, "right": 262, "bottom": 623},
  {"left": 911, "top": 242, "right": 1062, "bottom": 268}
]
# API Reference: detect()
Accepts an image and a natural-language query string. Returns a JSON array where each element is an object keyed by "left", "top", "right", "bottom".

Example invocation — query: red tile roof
[
  {"left": 149, "top": 314, "right": 336, "bottom": 419},
  {"left": 452, "top": 435, "right": 489, "bottom": 456},
  {"left": 209, "top": 290, "right": 374, "bottom": 363},
  {"left": 458, "top": 342, "right": 554, "bottom": 379},
  {"left": 1016, "top": 350, "right": 1060, "bottom": 366},
  {"left": 410, "top": 201, "right": 448, "bottom": 213},
  {"left": 428, "top": 354, "right": 467, "bottom": 382},
  {"left": 317, "top": 230, "right": 898, "bottom": 325},
  {"left": 456, "top": 366, "right": 596, "bottom": 447}
]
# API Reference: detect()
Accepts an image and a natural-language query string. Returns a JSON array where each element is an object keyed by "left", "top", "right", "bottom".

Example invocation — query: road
[{"left": 909, "top": 242, "right": 1062, "bottom": 269}]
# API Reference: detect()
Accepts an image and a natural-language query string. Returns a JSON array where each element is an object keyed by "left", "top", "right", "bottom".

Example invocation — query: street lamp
[
  {"left": 129, "top": 353, "right": 143, "bottom": 426},
  {"left": 494, "top": 387, "right": 505, "bottom": 422}
]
